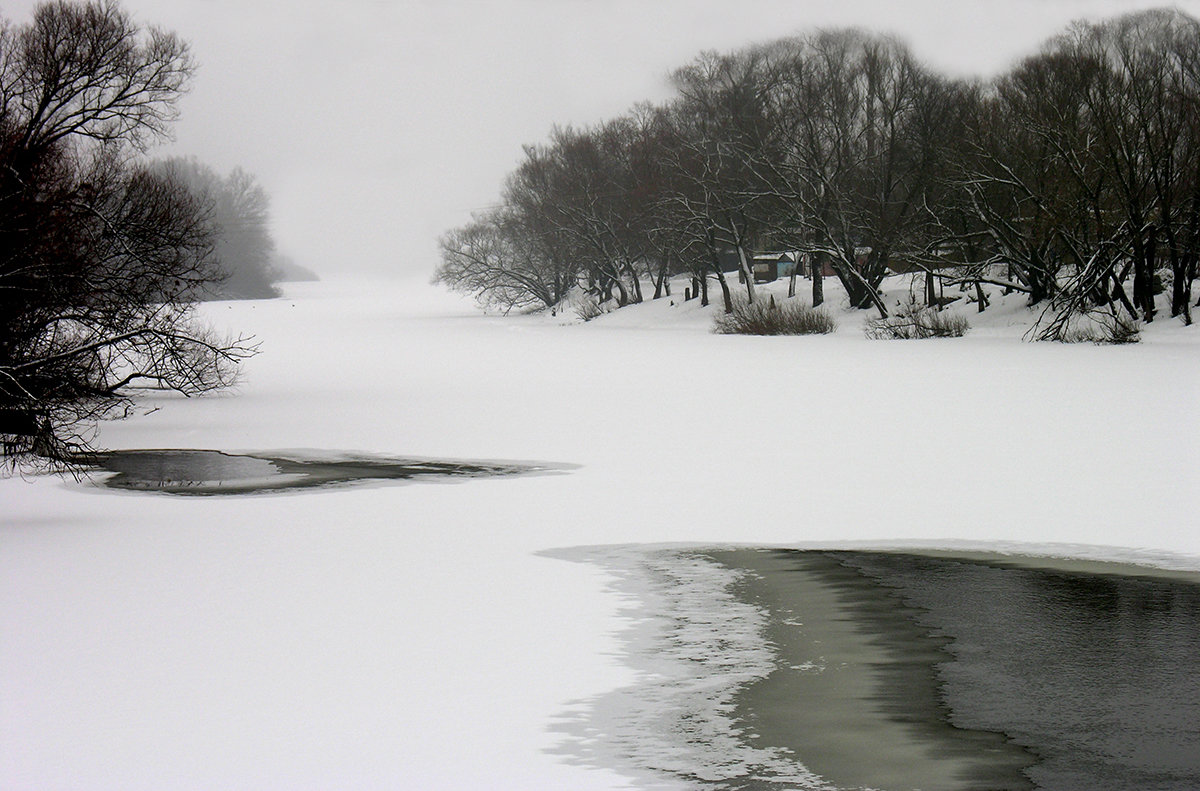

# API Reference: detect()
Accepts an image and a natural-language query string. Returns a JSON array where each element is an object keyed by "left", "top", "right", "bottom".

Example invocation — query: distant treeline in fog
[
  {"left": 437, "top": 9, "right": 1200, "bottom": 338},
  {"left": 155, "top": 158, "right": 286, "bottom": 300}
]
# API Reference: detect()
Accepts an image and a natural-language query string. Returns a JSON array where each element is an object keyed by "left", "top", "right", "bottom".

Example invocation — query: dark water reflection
[
  {"left": 719, "top": 550, "right": 1200, "bottom": 791},
  {"left": 843, "top": 552, "right": 1200, "bottom": 790},
  {"left": 83, "top": 449, "right": 565, "bottom": 495}
]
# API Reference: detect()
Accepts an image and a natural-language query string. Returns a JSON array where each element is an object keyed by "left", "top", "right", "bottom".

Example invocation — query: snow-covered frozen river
[{"left": 3, "top": 277, "right": 1198, "bottom": 789}]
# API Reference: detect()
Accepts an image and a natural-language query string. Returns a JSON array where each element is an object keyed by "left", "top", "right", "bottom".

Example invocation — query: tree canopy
[
  {"left": 1, "top": 0, "right": 256, "bottom": 465},
  {"left": 437, "top": 10, "right": 1200, "bottom": 334}
]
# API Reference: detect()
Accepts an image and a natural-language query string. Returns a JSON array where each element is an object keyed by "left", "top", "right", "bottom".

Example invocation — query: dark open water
[
  {"left": 81, "top": 448, "right": 565, "bottom": 494},
  {"left": 715, "top": 549, "right": 1200, "bottom": 791}
]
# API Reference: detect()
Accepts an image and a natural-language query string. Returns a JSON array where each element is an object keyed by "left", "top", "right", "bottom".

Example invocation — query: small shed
[{"left": 751, "top": 252, "right": 800, "bottom": 283}]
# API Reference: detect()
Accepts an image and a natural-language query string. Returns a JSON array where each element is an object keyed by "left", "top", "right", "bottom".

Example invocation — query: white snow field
[{"left": 2, "top": 275, "right": 1198, "bottom": 790}]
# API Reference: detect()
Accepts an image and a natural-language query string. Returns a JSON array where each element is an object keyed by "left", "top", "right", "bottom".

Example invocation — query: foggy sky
[{"left": 6, "top": 0, "right": 1198, "bottom": 278}]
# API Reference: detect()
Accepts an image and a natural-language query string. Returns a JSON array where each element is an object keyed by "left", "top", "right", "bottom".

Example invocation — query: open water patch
[
  {"left": 83, "top": 449, "right": 568, "bottom": 495},
  {"left": 548, "top": 545, "right": 1200, "bottom": 791}
]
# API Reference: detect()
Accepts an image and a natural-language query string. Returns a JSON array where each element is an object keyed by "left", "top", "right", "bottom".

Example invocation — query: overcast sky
[{"left": 7, "top": 0, "right": 1199, "bottom": 278}]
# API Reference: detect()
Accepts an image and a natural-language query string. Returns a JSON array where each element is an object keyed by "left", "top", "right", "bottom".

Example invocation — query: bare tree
[
  {"left": 665, "top": 46, "right": 788, "bottom": 308},
  {"left": 9, "top": 0, "right": 192, "bottom": 151},
  {"left": 955, "top": 9, "right": 1200, "bottom": 332},
  {"left": 435, "top": 8, "right": 1200, "bottom": 338},
  {"left": 745, "top": 31, "right": 960, "bottom": 316},
  {"left": 435, "top": 209, "right": 575, "bottom": 313},
  {"left": 1, "top": 1, "right": 255, "bottom": 466}
]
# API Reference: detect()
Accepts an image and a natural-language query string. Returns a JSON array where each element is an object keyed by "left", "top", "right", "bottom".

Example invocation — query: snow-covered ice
[
  {"left": 2, "top": 275, "right": 1198, "bottom": 789},
  {"left": 542, "top": 545, "right": 835, "bottom": 790}
]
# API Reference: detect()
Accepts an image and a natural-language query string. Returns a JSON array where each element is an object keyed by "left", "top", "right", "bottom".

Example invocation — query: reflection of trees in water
[
  {"left": 828, "top": 551, "right": 1200, "bottom": 791},
  {"left": 1024, "top": 567, "right": 1200, "bottom": 624}
]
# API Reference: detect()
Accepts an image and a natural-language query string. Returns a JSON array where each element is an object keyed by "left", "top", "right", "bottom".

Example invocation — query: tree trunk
[
  {"left": 1175, "top": 253, "right": 1196, "bottom": 325},
  {"left": 714, "top": 269, "right": 733, "bottom": 313},
  {"left": 832, "top": 253, "right": 887, "bottom": 317},
  {"left": 652, "top": 262, "right": 667, "bottom": 300},
  {"left": 974, "top": 280, "right": 988, "bottom": 313},
  {"left": 812, "top": 254, "right": 824, "bottom": 307},
  {"left": 829, "top": 256, "right": 860, "bottom": 305},
  {"left": 925, "top": 270, "right": 937, "bottom": 308},
  {"left": 1170, "top": 264, "right": 1183, "bottom": 318},
  {"left": 1132, "top": 227, "right": 1157, "bottom": 322},
  {"left": 1027, "top": 270, "right": 1048, "bottom": 306},
  {"left": 1169, "top": 250, "right": 1192, "bottom": 322},
  {"left": 1019, "top": 254, "right": 1052, "bottom": 306},
  {"left": 1110, "top": 272, "right": 1138, "bottom": 320},
  {"left": 736, "top": 245, "right": 756, "bottom": 303},
  {"left": 612, "top": 276, "right": 629, "bottom": 307}
]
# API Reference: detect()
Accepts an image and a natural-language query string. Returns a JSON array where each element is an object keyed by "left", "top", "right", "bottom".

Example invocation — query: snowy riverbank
[{"left": 2, "top": 275, "right": 1198, "bottom": 789}]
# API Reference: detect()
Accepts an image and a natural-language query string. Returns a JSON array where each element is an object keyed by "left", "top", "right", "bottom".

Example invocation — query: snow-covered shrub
[
  {"left": 713, "top": 297, "right": 836, "bottom": 336},
  {"left": 865, "top": 301, "right": 970, "bottom": 339},
  {"left": 1058, "top": 314, "right": 1141, "bottom": 344},
  {"left": 575, "top": 299, "right": 605, "bottom": 322}
]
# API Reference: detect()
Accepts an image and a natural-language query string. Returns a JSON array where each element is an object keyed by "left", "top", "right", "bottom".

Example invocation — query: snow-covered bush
[
  {"left": 575, "top": 299, "right": 605, "bottom": 321},
  {"left": 713, "top": 297, "right": 836, "bottom": 336},
  {"left": 865, "top": 301, "right": 970, "bottom": 339},
  {"left": 1057, "top": 314, "right": 1142, "bottom": 345}
]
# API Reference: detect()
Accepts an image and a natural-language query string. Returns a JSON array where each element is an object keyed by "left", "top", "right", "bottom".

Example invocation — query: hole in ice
[{"left": 82, "top": 449, "right": 569, "bottom": 495}]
